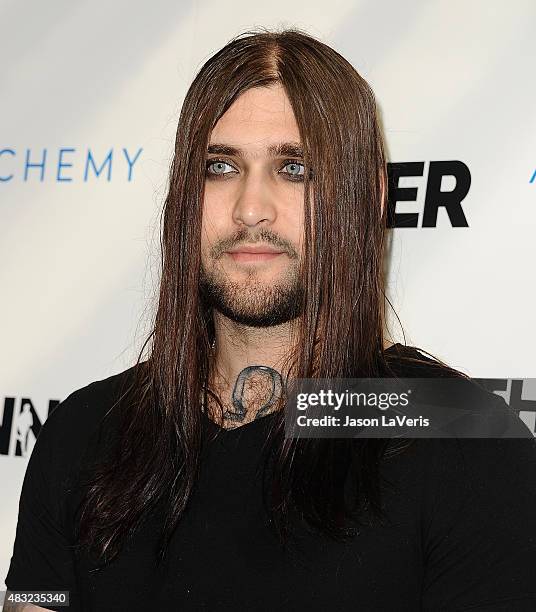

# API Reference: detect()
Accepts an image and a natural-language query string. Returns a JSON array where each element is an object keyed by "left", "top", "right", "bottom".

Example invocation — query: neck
[
  {"left": 205, "top": 311, "right": 298, "bottom": 427},
  {"left": 212, "top": 312, "right": 297, "bottom": 379}
]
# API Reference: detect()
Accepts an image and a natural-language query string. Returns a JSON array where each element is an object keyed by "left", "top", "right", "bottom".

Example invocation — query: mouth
[{"left": 225, "top": 245, "right": 285, "bottom": 263}]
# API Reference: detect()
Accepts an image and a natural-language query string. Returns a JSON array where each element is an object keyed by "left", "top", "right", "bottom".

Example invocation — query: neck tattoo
[{"left": 223, "top": 365, "right": 284, "bottom": 423}]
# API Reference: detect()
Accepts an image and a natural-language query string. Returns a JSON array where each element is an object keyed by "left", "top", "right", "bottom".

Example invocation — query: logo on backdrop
[
  {"left": 387, "top": 160, "right": 471, "bottom": 228},
  {"left": 0, "top": 397, "right": 59, "bottom": 457},
  {"left": 0, "top": 147, "right": 142, "bottom": 182},
  {"left": 0, "top": 377, "right": 534, "bottom": 458},
  {"left": 475, "top": 379, "right": 536, "bottom": 436}
]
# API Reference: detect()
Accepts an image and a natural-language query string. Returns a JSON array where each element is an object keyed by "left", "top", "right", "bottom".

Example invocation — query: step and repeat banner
[{"left": 1, "top": 0, "right": 535, "bottom": 589}]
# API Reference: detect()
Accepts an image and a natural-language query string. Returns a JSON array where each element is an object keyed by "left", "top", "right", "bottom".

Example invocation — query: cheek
[
  {"left": 201, "top": 194, "right": 224, "bottom": 239},
  {"left": 200, "top": 193, "right": 232, "bottom": 263}
]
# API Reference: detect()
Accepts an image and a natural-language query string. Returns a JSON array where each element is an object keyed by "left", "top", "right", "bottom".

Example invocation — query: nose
[{"left": 232, "top": 171, "right": 277, "bottom": 228}]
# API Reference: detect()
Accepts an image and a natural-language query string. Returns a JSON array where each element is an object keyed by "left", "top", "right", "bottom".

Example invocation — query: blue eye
[
  {"left": 206, "top": 160, "right": 236, "bottom": 177},
  {"left": 280, "top": 160, "right": 305, "bottom": 180}
]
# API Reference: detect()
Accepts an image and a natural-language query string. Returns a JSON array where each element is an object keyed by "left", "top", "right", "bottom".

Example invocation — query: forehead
[{"left": 209, "top": 84, "right": 301, "bottom": 157}]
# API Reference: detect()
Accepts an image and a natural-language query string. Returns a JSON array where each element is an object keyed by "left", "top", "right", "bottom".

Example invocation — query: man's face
[{"left": 200, "top": 83, "right": 306, "bottom": 327}]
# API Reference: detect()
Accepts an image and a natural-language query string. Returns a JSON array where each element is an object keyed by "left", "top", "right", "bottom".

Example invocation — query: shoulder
[
  {"left": 385, "top": 343, "right": 533, "bottom": 437},
  {"left": 381, "top": 345, "right": 536, "bottom": 517},
  {"left": 384, "top": 342, "right": 463, "bottom": 377},
  {"left": 46, "top": 362, "right": 141, "bottom": 429},
  {"left": 44, "top": 362, "right": 141, "bottom": 437},
  {"left": 35, "top": 362, "right": 144, "bottom": 491}
]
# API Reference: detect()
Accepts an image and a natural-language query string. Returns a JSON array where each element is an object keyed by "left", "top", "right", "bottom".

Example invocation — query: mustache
[{"left": 212, "top": 228, "right": 299, "bottom": 259}]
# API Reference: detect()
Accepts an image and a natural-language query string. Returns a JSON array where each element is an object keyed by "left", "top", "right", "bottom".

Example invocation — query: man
[{"left": 4, "top": 28, "right": 536, "bottom": 611}]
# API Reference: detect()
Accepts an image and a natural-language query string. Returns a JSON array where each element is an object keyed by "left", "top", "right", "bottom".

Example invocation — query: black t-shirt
[{"left": 5, "top": 344, "right": 536, "bottom": 611}]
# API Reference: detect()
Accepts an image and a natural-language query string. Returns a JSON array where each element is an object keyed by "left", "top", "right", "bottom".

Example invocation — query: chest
[{"left": 72, "top": 444, "right": 424, "bottom": 611}]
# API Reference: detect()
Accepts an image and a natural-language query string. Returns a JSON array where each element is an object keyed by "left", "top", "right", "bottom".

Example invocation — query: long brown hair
[{"left": 75, "top": 26, "right": 469, "bottom": 568}]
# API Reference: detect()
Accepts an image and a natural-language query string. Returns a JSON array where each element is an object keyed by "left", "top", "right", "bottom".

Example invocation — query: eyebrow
[{"left": 206, "top": 141, "right": 304, "bottom": 159}]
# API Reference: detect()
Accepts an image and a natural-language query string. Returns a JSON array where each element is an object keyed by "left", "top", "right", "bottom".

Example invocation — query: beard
[{"left": 199, "top": 260, "right": 305, "bottom": 327}]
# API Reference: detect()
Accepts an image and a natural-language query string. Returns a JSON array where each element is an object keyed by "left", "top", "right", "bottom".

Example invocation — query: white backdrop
[{"left": 2, "top": 0, "right": 535, "bottom": 589}]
